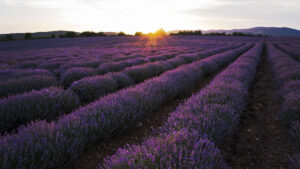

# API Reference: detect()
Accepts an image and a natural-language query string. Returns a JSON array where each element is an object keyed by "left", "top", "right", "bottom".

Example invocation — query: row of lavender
[
  {"left": 0, "top": 44, "right": 252, "bottom": 169},
  {"left": 0, "top": 37, "right": 218, "bottom": 74},
  {"left": 0, "top": 44, "right": 241, "bottom": 133},
  {"left": 267, "top": 44, "right": 300, "bottom": 168},
  {"left": 0, "top": 44, "right": 190, "bottom": 76},
  {"left": 0, "top": 45, "right": 209, "bottom": 98},
  {"left": 0, "top": 47, "right": 190, "bottom": 97},
  {"left": 100, "top": 43, "right": 262, "bottom": 169},
  {"left": 68, "top": 44, "right": 240, "bottom": 103},
  {"left": 0, "top": 45, "right": 174, "bottom": 70},
  {"left": 60, "top": 46, "right": 204, "bottom": 88},
  {"left": 274, "top": 44, "right": 300, "bottom": 62},
  {"left": 56, "top": 45, "right": 197, "bottom": 81}
]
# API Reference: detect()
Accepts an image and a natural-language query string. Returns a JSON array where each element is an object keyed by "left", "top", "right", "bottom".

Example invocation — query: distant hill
[
  {"left": 0, "top": 31, "right": 118, "bottom": 39},
  {"left": 169, "top": 27, "right": 300, "bottom": 37}
]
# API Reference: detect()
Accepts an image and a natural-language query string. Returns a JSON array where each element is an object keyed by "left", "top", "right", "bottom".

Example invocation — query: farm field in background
[{"left": 0, "top": 36, "right": 299, "bottom": 169}]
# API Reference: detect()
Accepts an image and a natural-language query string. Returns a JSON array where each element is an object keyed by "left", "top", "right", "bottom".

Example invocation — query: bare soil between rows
[
  {"left": 220, "top": 46, "right": 295, "bottom": 169},
  {"left": 68, "top": 58, "right": 234, "bottom": 169}
]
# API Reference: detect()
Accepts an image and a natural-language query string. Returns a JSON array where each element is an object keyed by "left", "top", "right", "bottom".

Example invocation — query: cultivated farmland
[{"left": 0, "top": 36, "right": 299, "bottom": 169}]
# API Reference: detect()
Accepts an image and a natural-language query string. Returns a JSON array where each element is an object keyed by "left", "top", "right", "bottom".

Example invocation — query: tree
[
  {"left": 65, "top": 31, "right": 77, "bottom": 38},
  {"left": 24, "top": 33, "right": 33, "bottom": 39},
  {"left": 96, "top": 32, "right": 106, "bottom": 36},
  {"left": 6, "top": 34, "right": 14, "bottom": 40},
  {"left": 51, "top": 34, "right": 56, "bottom": 38},
  {"left": 206, "top": 32, "right": 226, "bottom": 36},
  {"left": 117, "top": 32, "right": 126, "bottom": 36},
  {"left": 81, "top": 31, "right": 96, "bottom": 37},
  {"left": 135, "top": 32, "right": 143, "bottom": 36},
  {"left": 154, "top": 28, "right": 167, "bottom": 36}
]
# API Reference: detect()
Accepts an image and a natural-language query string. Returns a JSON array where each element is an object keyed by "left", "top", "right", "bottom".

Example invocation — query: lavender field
[{"left": 0, "top": 36, "right": 299, "bottom": 169}]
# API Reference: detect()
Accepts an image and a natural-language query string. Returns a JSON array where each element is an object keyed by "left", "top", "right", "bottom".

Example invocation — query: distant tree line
[
  {"left": 170, "top": 31, "right": 262, "bottom": 37},
  {"left": 60, "top": 31, "right": 108, "bottom": 38},
  {"left": 170, "top": 30, "right": 203, "bottom": 36},
  {"left": 60, "top": 31, "right": 129, "bottom": 38},
  {"left": 0, "top": 33, "right": 56, "bottom": 41},
  {"left": 0, "top": 30, "right": 264, "bottom": 41},
  {"left": 0, "top": 31, "right": 130, "bottom": 41},
  {"left": 134, "top": 29, "right": 167, "bottom": 36}
]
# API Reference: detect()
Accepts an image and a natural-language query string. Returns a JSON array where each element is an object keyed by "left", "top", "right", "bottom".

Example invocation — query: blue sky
[{"left": 0, "top": 0, "right": 300, "bottom": 34}]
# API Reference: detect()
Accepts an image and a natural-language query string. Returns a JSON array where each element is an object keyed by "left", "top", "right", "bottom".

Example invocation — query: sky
[{"left": 0, "top": 0, "right": 300, "bottom": 34}]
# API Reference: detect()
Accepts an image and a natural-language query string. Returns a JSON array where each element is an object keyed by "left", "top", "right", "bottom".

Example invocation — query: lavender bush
[
  {"left": 101, "top": 130, "right": 229, "bottom": 169},
  {"left": 123, "top": 61, "right": 173, "bottom": 83},
  {"left": 0, "top": 68, "right": 53, "bottom": 81},
  {"left": 96, "top": 58, "right": 147, "bottom": 75},
  {"left": 107, "top": 72, "right": 135, "bottom": 89},
  {"left": 54, "top": 60, "right": 103, "bottom": 76},
  {"left": 146, "top": 53, "right": 175, "bottom": 62},
  {"left": 60, "top": 67, "right": 95, "bottom": 88},
  {"left": 0, "top": 87, "right": 79, "bottom": 133},
  {"left": 0, "top": 74, "right": 57, "bottom": 98},
  {"left": 267, "top": 45, "right": 300, "bottom": 126},
  {"left": 69, "top": 74, "right": 118, "bottom": 103},
  {"left": 275, "top": 44, "right": 300, "bottom": 62},
  {"left": 267, "top": 44, "right": 300, "bottom": 168}
]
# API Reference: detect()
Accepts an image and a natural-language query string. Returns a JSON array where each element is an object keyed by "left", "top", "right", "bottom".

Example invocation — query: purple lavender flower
[{"left": 0, "top": 75, "right": 57, "bottom": 98}]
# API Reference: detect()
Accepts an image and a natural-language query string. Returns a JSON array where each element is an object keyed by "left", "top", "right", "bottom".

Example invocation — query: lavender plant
[
  {"left": 0, "top": 74, "right": 57, "bottom": 98},
  {"left": 100, "top": 43, "right": 262, "bottom": 168},
  {"left": 101, "top": 130, "right": 229, "bottom": 169},
  {"left": 0, "top": 44, "right": 251, "bottom": 169},
  {"left": 267, "top": 44, "right": 300, "bottom": 168},
  {"left": 275, "top": 44, "right": 300, "bottom": 62},
  {"left": 0, "top": 87, "right": 79, "bottom": 133},
  {"left": 60, "top": 67, "right": 95, "bottom": 88},
  {"left": 69, "top": 45, "right": 243, "bottom": 103},
  {"left": 0, "top": 68, "right": 53, "bottom": 81}
]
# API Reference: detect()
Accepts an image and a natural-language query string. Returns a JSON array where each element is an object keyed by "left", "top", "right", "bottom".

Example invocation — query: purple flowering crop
[
  {"left": 267, "top": 45, "right": 300, "bottom": 126},
  {"left": 69, "top": 45, "right": 243, "bottom": 103},
  {"left": 0, "top": 74, "right": 57, "bottom": 98},
  {"left": 0, "top": 44, "right": 251, "bottom": 169},
  {"left": 101, "top": 130, "right": 229, "bottom": 169},
  {"left": 267, "top": 44, "right": 300, "bottom": 168},
  {"left": 0, "top": 87, "right": 79, "bottom": 133},
  {"left": 0, "top": 68, "right": 53, "bottom": 81},
  {"left": 163, "top": 43, "right": 262, "bottom": 143},
  {"left": 275, "top": 44, "right": 300, "bottom": 62},
  {"left": 100, "top": 43, "right": 262, "bottom": 168},
  {"left": 60, "top": 67, "right": 95, "bottom": 88}
]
